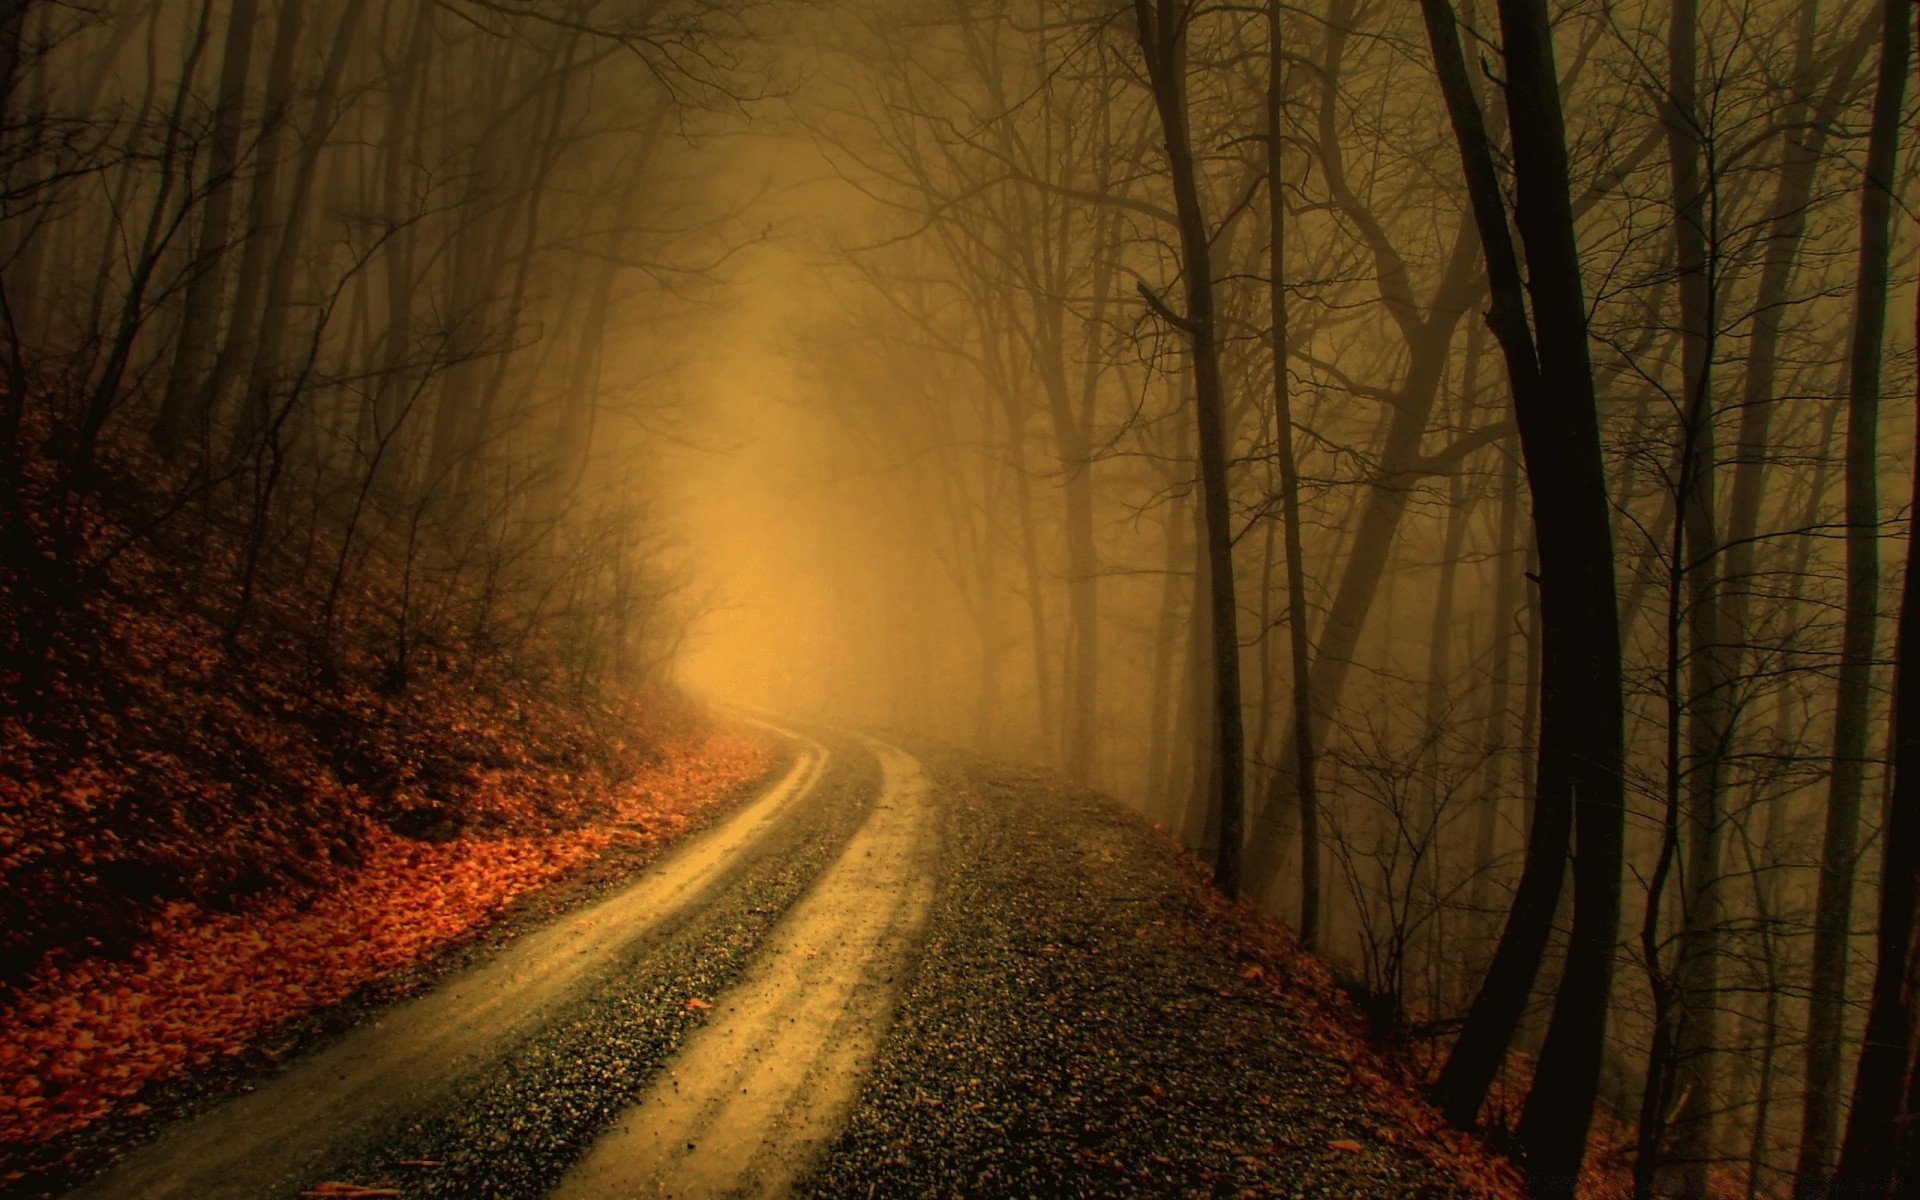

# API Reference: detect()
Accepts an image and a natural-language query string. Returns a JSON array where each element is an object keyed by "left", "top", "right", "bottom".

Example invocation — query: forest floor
[{"left": 32, "top": 730, "right": 1534, "bottom": 1200}]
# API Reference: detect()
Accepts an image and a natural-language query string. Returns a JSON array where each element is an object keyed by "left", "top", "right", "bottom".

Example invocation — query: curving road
[
  {"left": 68, "top": 727, "right": 852, "bottom": 1200},
  {"left": 59, "top": 730, "right": 1482, "bottom": 1200},
  {"left": 551, "top": 737, "right": 932, "bottom": 1200}
]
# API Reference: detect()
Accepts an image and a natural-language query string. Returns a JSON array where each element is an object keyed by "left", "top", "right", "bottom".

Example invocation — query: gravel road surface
[
  {"left": 797, "top": 749, "right": 1478, "bottom": 1200},
  {"left": 55, "top": 732, "right": 1486, "bottom": 1200}
]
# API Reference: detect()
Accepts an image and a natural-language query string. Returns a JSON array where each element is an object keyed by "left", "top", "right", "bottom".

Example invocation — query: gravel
[
  {"left": 796, "top": 749, "right": 1477, "bottom": 1200},
  {"left": 296, "top": 737, "right": 879, "bottom": 1199}
]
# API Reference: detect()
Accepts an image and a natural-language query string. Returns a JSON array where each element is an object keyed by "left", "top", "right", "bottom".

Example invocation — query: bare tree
[
  {"left": 1796, "top": 0, "right": 1911, "bottom": 1189},
  {"left": 1418, "top": 1, "right": 1628, "bottom": 1191},
  {"left": 1131, "top": 0, "right": 1246, "bottom": 894}
]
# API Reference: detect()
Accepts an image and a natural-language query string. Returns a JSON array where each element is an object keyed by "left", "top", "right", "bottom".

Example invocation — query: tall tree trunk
[
  {"left": 364, "top": 0, "right": 432, "bottom": 496},
  {"left": 1719, "top": 47, "right": 1874, "bottom": 1163},
  {"left": 1184, "top": 494, "right": 1218, "bottom": 851},
  {"left": 541, "top": 113, "right": 663, "bottom": 519},
  {"left": 231, "top": 0, "right": 373, "bottom": 457},
  {"left": 150, "top": 0, "right": 259, "bottom": 454},
  {"left": 1470, "top": 424, "right": 1522, "bottom": 925},
  {"left": 1041, "top": 304, "right": 1101, "bottom": 784},
  {"left": 1833, "top": 267, "right": 1919, "bottom": 1194},
  {"left": 426, "top": 190, "right": 502, "bottom": 495},
  {"left": 201, "top": 0, "right": 305, "bottom": 443},
  {"left": 456, "top": 37, "right": 579, "bottom": 508},
  {"left": 1419, "top": 5, "right": 1627, "bottom": 1190},
  {"left": 1149, "top": 414, "right": 1196, "bottom": 824},
  {"left": 1715, "top": 56, "right": 1879, "bottom": 1152},
  {"left": 1421, "top": 0, "right": 1570, "bottom": 1136},
  {"left": 1425, "top": 326, "right": 1478, "bottom": 796},
  {"left": 1065, "top": 204, "right": 1116, "bottom": 783},
  {"left": 1797, "top": 0, "right": 1911, "bottom": 1191},
  {"left": 0, "top": 0, "right": 32, "bottom": 503},
  {"left": 1266, "top": 0, "right": 1319, "bottom": 945},
  {"left": 1247, "top": 4, "right": 1485, "bottom": 896},
  {"left": 1663, "top": 2, "right": 1730, "bottom": 1184},
  {"left": 1135, "top": 0, "right": 1245, "bottom": 895},
  {"left": 1722, "top": 5, "right": 1877, "bottom": 618},
  {"left": 0, "top": 0, "right": 79, "bottom": 349},
  {"left": 983, "top": 314, "right": 1059, "bottom": 761},
  {"left": 1495, "top": 0, "right": 1628, "bottom": 1180}
]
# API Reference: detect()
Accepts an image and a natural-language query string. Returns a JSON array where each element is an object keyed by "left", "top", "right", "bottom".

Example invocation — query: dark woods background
[
  {"left": 0, "top": 0, "right": 746, "bottom": 705},
  {"left": 744, "top": 0, "right": 1920, "bottom": 1195},
  {"left": 0, "top": 0, "right": 753, "bottom": 1080}
]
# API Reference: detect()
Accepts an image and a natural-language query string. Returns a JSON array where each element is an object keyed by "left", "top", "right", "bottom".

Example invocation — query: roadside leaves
[{"left": 0, "top": 729, "right": 771, "bottom": 1153}]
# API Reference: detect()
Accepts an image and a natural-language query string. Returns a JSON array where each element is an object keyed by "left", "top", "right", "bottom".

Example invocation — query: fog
[
  {"left": 659, "top": 5, "right": 1920, "bottom": 1192},
  {"left": 3, "top": 0, "right": 1917, "bottom": 1194}
]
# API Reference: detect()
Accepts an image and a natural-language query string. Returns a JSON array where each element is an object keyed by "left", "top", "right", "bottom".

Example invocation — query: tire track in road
[
  {"left": 66, "top": 729, "right": 832, "bottom": 1200},
  {"left": 550, "top": 736, "right": 936, "bottom": 1200}
]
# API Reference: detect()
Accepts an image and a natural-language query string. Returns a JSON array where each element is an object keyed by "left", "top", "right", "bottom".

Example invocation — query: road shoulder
[{"left": 801, "top": 749, "right": 1491, "bottom": 1200}]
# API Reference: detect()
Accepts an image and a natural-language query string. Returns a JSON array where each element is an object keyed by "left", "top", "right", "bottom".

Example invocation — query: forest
[{"left": 0, "top": 0, "right": 1916, "bottom": 1198}]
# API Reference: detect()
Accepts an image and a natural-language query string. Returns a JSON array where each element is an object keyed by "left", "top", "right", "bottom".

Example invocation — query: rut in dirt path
[
  {"left": 64, "top": 732, "right": 832, "bottom": 1200},
  {"left": 552, "top": 736, "right": 934, "bottom": 1200}
]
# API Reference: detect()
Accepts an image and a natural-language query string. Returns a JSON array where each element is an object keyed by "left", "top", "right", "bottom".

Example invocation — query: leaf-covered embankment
[
  {"left": 0, "top": 723, "right": 770, "bottom": 1158},
  {"left": 0, "top": 432, "right": 772, "bottom": 1169}
]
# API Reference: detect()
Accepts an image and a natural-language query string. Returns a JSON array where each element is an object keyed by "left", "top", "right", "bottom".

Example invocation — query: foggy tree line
[
  {"left": 785, "top": 0, "right": 1919, "bottom": 1194},
  {"left": 0, "top": 0, "right": 745, "bottom": 698},
  {"left": 3, "top": 0, "right": 1917, "bottom": 1194}
]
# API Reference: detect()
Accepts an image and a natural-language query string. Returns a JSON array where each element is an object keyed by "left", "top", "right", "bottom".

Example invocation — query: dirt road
[
  {"left": 66, "top": 729, "right": 845, "bottom": 1200},
  {"left": 551, "top": 737, "right": 932, "bottom": 1199},
  {"left": 59, "top": 732, "right": 1485, "bottom": 1200}
]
